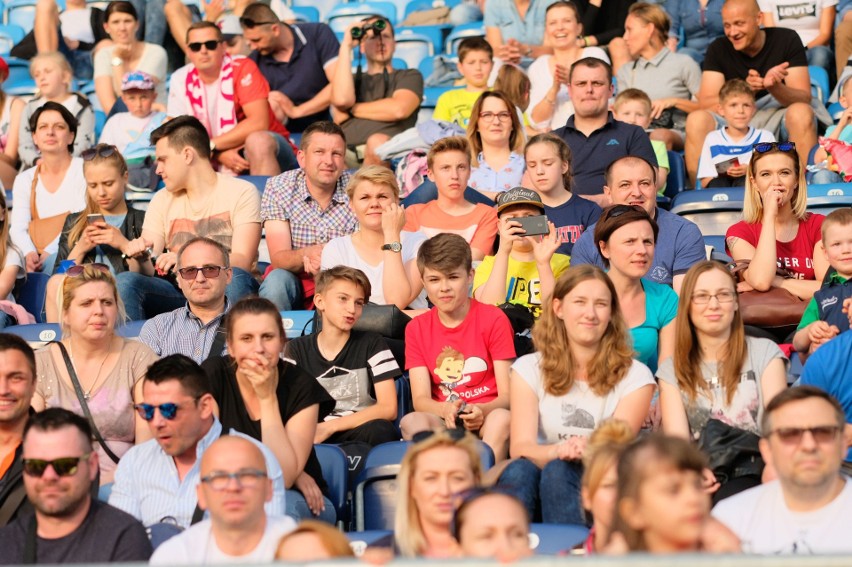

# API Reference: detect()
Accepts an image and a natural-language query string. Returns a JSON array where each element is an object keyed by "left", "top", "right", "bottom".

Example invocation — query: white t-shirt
[
  {"left": 713, "top": 479, "right": 852, "bottom": 554},
  {"left": 512, "top": 354, "right": 654, "bottom": 443},
  {"left": 149, "top": 516, "right": 296, "bottom": 564},
  {"left": 59, "top": 8, "right": 95, "bottom": 43},
  {"left": 758, "top": 0, "right": 837, "bottom": 45},
  {"left": 697, "top": 127, "right": 775, "bottom": 180},
  {"left": 3, "top": 247, "right": 24, "bottom": 301},
  {"left": 99, "top": 112, "right": 163, "bottom": 156},
  {"left": 320, "top": 231, "right": 429, "bottom": 309}
]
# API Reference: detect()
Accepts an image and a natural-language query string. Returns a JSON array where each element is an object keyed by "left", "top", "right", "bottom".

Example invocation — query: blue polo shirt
[
  {"left": 249, "top": 22, "right": 339, "bottom": 132},
  {"left": 484, "top": 0, "right": 558, "bottom": 46},
  {"left": 570, "top": 207, "right": 705, "bottom": 286},
  {"left": 553, "top": 112, "right": 658, "bottom": 196}
]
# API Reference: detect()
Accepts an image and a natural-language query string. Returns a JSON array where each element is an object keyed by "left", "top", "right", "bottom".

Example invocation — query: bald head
[
  {"left": 722, "top": 0, "right": 760, "bottom": 16},
  {"left": 201, "top": 436, "right": 267, "bottom": 475},
  {"left": 721, "top": 0, "right": 762, "bottom": 53}
]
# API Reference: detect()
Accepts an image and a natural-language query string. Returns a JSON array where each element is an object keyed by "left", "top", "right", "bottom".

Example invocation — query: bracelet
[{"left": 524, "top": 46, "right": 533, "bottom": 57}]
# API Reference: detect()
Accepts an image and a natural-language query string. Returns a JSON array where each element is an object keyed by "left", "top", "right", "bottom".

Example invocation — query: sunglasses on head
[
  {"left": 134, "top": 399, "right": 198, "bottom": 421},
  {"left": 81, "top": 145, "right": 117, "bottom": 161},
  {"left": 66, "top": 263, "right": 110, "bottom": 277},
  {"left": 239, "top": 16, "right": 277, "bottom": 28},
  {"left": 753, "top": 141, "right": 796, "bottom": 154},
  {"left": 23, "top": 454, "right": 91, "bottom": 477},
  {"left": 188, "top": 39, "right": 223, "bottom": 52},
  {"left": 605, "top": 204, "right": 645, "bottom": 219},
  {"left": 177, "top": 265, "right": 227, "bottom": 280},
  {"left": 411, "top": 427, "right": 469, "bottom": 444}
]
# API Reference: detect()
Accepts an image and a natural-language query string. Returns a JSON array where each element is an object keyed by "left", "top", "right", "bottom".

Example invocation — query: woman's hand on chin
[{"left": 239, "top": 355, "right": 278, "bottom": 400}]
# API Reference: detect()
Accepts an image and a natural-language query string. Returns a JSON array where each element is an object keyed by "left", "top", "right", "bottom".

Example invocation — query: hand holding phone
[{"left": 87, "top": 214, "right": 106, "bottom": 225}]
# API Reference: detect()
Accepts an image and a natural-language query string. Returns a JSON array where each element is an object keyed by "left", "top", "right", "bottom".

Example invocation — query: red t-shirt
[
  {"left": 231, "top": 57, "right": 293, "bottom": 144},
  {"left": 726, "top": 213, "right": 825, "bottom": 280},
  {"left": 405, "top": 299, "right": 516, "bottom": 404}
]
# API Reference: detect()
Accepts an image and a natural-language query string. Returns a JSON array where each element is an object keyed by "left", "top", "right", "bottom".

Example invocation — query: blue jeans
[
  {"left": 497, "top": 458, "right": 586, "bottom": 524},
  {"left": 449, "top": 1, "right": 483, "bottom": 25},
  {"left": 677, "top": 46, "right": 705, "bottom": 66},
  {"left": 808, "top": 45, "right": 835, "bottom": 78},
  {"left": 0, "top": 311, "right": 14, "bottom": 330},
  {"left": 809, "top": 168, "right": 844, "bottom": 184},
  {"left": 268, "top": 132, "right": 299, "bottom": 173},
  {"left": 258, "top": 268, "right": 303, "bottom": 311},
  {"left": 402, "top": 180, "right": 496, "bottom": 207},
  {"left": 285, "top": 489, "right": 337, "bottom": 524}
]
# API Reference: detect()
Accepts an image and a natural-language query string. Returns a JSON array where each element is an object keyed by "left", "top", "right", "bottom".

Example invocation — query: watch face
[{"left": 383, "top": 242, "right": 402, "bottom": 252}]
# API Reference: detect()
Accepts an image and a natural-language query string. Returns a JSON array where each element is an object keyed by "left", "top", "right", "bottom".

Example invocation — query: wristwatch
[
  {"left": 111, "top": 56, "right": 122, "bottom": 67},
  {"left": 209, "top": 140, "right": 216, "bottom": 153},
  {"left": 381, "top": 242, "right": 402, "bottom": 253}
]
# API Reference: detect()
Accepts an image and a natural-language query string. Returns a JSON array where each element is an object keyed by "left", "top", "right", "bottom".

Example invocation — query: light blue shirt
[
  {"left": 483, "top": 0, "right": 558, "bottom": 46},
  {"left": 468, "top": 152, "right": 525, "bottom": 194},
  {"left": 109, "top": 418, "right": 286, "bottom": 527},
  {"left": 139, "top": 299, "right": 230, "bottom": 363}
]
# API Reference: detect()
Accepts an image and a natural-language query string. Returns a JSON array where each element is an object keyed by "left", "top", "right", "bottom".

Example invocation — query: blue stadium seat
[
  {"left": 665, "top": 150, "right": 686, "bottom": 198},
  {"left": 394, "top": 374, "right": 413, "bottom": 430},
  {"left": 280, "top": 310, "right": 314, "bottom": 338},
  {"left": 0, "top": 22, "right": 24, "bottom": 55},
  {"left": 346, "top": 530, "right": 394, "bottom": 556},
  {"left": 116, "top": 319, "right": 147, "bottom": 338},
  {"left": 327, "top": 2, "right": 398, "bottom": 34},
  {"left": 94, "top": 109, "right": 106, "bottom": 140},
  {"left": 292, "top": 0, "right": 337, "bottom": 23},
  {"left": 315, "top": 443, "right": 350, "bottom": 526},
  {"left": 237, "top": 175, "right": 269, "bottom": 194},
  {"left": 809, "top": 65, "right": 830, "bottom": 104},
  {"left": 806, "top": 183, "right": 852, "bottom": 215},
  {"left": 703, "top": 234, "right": 732, "bottom": 263},
  {"left": 17, "top": 271, "right": 50, "bottom": 323},
  {"left": 397, "top": 22, "right": 448, "bottom": 53},
  {"left": 4, "top": 0, "right": 36, "bottom": 33},
  {"left": 670, "top": 187, "right": 745, "bottom": 237},
  {"left": 444, "top": 22, "right": 484, "bottom": 54},
  {"left": 393, "top": 28, "right": 434, "bottom": 70},
  {"left": 4, "top": 56, "right": 36, "bottom": 96},
  {"left": 4, "top": 322, "right": 60, "bottom": 344},
  {"left": 403, "top": 0, "right": 461, "bottom": 18},
  {"left": 528, "top": 523, "right": 589, "bottom": 554},
  {"left": 290, "top": 5, "right": 319, "bottom": 22}
]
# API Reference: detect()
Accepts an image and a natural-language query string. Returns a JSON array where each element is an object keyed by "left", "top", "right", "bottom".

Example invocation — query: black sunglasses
[
  {"left": 134, "top": 399, "right": 198, "bottom": 421},
  {"left": 188, "top": 40, "right": 223, "bottom": 52},
  {"left": 66, "top": 263, "right": 111, "bottom": 277},
  {"left": 23, "top": 454, "right": 91, "bottom": 477},
  {"left": 412, "top": 427, "right": 469, "bottom": 443},
  {"left": 239, "top": 16, "right": 278, "bottom": 28},
  {"left": 753, "top": 141, "right": 796, "bottom": 154},
  {"left": 81, "top": 145, "right": 117, "bottom": 161},
  {"left": 604, "top": 204, "right": 646, "bottom": 219},
  {"left": 177, "top": 265, "right": 227, "bottom": 280}
]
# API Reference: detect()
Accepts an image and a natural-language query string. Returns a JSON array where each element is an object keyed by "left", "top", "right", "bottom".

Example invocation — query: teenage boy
[
  {"left": 403, "top": 136, "right": 498, "bottom": 261},
  {"left": 400, "top": 233, "right": 515, "bottom": 460},
  {"left": 433, "top": 37, "right": 494, "bottom": 127},
  {"left": 697, "top": 79, "right": 775, "bottom": 188},
  {"left": 793, "top": 208, "right": 852, "bottom": 357},
  {"left": 473, "top": 187, "right": 568, "bottom": 317},
  {"left": 287, "top": 267, "right": 401, "bottom": 448},
  {"left": 612, "top": 88, "right": 669, "bottom": 193}
]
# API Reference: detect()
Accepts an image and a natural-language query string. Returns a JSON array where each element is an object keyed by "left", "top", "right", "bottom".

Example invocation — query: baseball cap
[
  {"left": 121, "top": 71, "right": 155, "bottom": 91},
  {"left": 496, "top": 187, "right": 545, "bottom": 214},
  {"left": 218, "top": 14, "right": 242, "bottom": 38}
]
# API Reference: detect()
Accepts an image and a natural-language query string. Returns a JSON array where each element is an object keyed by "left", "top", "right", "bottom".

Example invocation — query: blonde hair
[
  {"left": 581, "top": 419, "right": 635, "bottom": 499},
  {"left": 395, "top": 430, "right": 483, "bottom": 557},
  {"left": 627, "top": 2, "right": 670, "bottom": 46},
  {"left": 532, "top": 266, "right": 634, "bottom": 396},
  {"left": 276, "top": 520, "right": 354, "bottom": 559},
  {"left": 68, "top": 145, "right": 129, "bottom": 248},
  {"left": 493, "top": 65, "right": 531, "bottom": 112},
  {"left": 61, "top": 266, "right": 126, "bottom": 337},
  {"left": 345, "top": 164, "right": 400, "bottom": 201},
  {"left": 30, "top": 52, "right": 73, "bottom": 94},
  {"left": 743, "top": 149, "right": 808, "bottom": 224}
]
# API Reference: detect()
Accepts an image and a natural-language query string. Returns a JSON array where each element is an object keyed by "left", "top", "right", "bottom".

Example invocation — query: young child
[
  {"left": 812, "top": 76, "right": 852, "bottom": 184},
  {"left": 433, "top": 37, "right": 493, "bottom": 127},
  {"left": 403, "top": 136, "right": 498, "bottom": 260},
  {"left": 792, "top": 208, "right": 852, "bottom": 357},
  {"left": 524, "top": 133, "right": 601, "bottom": 256},
  {"left": 613, "top": 88, "right": 669, "bottom": 193},
  {"left": 401, "top": 233, "right": 516, "bottom": 460},
  {"left": 99, "top": 71, "right": 167, "bottom": 190},
  {"left": 473, "top": 186, "right": 568, "bottom": 318},
  {"left": 287, "top": 266, "right": 401, "bottom": 448},
  {"left": 697, "top": 79, "right": 775, "bottom": 188}
]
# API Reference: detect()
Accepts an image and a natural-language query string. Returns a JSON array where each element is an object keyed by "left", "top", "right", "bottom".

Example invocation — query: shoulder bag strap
[
  {"left": 52, "top": 342, "right": 121, "bottom": 464},
  {"left": 23, "top": 514, "right": 37, "bottom": 564},
  {"left": 189, "top": 427, "right": 229, "bottom": 525},
  {"left": 203, "top": 324, "right": 227, "bottom": 363},
  {"left": 0, "top": 482, "right": 27, "bottom": 526},
  {"left": 28, "top": 164, "right": 41, "bottom": 222}
]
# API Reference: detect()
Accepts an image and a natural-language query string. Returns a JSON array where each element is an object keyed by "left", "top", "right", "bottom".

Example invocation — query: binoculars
[{"left": 351, "top": 18, "right": 387, "bottom": 40}]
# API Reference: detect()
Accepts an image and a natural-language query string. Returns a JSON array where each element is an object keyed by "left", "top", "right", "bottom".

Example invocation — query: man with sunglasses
[
  {"left": 167, "top": 20, "right": 298, "bottom": 176},
  {"left": 1, "top": 408, "right": 151, "bottom": 563},
  {"left": 150, "top": 436, "right": 295, "bottom": 563},
  {"left": 713, "top": 386, "right": 852, "bottom": 554},
  {"left": 240, "top": 3, "right": 340, "bottom": 134},
  {"left": 109, "top": 355, "right": 286, "bottom": 530}
]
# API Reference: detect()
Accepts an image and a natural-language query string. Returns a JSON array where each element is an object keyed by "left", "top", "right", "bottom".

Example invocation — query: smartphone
[
  {"left": 513, "top": 214, "right": 549, "bottom": 236},
  {"left": 714, "top": 157, "right": 740, "bottom": 176},
  {"left": 86, "top": 214, "right": 105, "bottom": 225}
]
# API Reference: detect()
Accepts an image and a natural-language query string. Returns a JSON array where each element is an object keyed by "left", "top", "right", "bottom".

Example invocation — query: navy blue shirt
[
  {"left": 249, "top": 23, "right": 340, "bottom": 133},
  {"left": 543, "top": 192, "right": 602, "bottom": 256},
  {"left": 554, "top": 113, "right": 658, "bottom": 196}
]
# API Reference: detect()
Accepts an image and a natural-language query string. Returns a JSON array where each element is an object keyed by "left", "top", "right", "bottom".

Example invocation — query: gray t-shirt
[
  {"left": 657, "top": 336, "right": 785, "bottom": 437},
  {"left": 341, "top": 68, "right": 423, "bottom": 145}
]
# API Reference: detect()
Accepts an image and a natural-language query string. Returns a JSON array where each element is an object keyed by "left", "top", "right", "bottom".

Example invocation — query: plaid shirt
[
  {"left": 138, "top": 300, "right": 230, "bottom": 363},
  {"left": 260, "top": 169, "right": 357, "bottom": 250}
]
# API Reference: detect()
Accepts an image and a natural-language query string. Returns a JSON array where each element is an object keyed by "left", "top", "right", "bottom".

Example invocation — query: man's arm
[
  {"left": 764, "top": 64, "right": 812, "bottom": 106},
  {"left": 350, "top": 88, "right": 421, "bottom": 122},
  {"left": 229, "top": 222, "right": 261, "bottom": 271},
  {"left": 697, "top": 70, "right": 727, "bottom": 109},
  {"left": 330, "top": 28, "right": 357, "bottom": 109},
  {"left": 211, "top": 98, "right": 270, "bottom": 150},
  {"left": 265, "top": 219, "right": 321, "bottom": 273}
]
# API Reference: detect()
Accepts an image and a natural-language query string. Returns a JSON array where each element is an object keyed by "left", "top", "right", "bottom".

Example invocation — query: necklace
[{"left": 68, "top": 340, "right": 112, "bottom": 401}]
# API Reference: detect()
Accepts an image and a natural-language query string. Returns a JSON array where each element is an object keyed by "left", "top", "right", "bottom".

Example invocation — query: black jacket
[{"left": 53, "top": 205, "right": 146, "bottom": 274}]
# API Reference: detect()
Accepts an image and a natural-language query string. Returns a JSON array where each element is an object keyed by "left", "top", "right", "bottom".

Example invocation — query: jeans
[
  {"left": 0, "top": 311, "right": 14, "bottom": 330},
  {"left": 268, "top": 132, "right": 300, "bottom": 173},
  {"left": 402, "top": 180, "right": 496, "bottom": 207},
  {"left": 142, "top": 0, "right": 167, "bottom": 44},
  {"left": 677, "top": 46, "right": 705, "bottom": 66},
  {"left": 449, "top": 1, "right": 483, "bottom": 25},
  {"left": 809, "top": 168, "right": 844, "bottom": 184},
  {"left": 258, "top": 268, "right": 304, "bottom": 311},
  {"left": 808, "top": 45, "right": 836, "bottom": 87},
  {"left": 285, "top": 489, "right": 337, "bottom": 524},
  {"left": 497, "top": 457, "right": 586, "bottom": 524}
]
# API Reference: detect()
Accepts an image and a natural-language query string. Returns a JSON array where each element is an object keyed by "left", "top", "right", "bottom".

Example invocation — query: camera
[{"left": 351, "top": 18, "right": 387, "bottom": 40}]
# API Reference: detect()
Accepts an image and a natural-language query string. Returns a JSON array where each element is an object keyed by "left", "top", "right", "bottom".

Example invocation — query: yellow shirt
[
  {"left": 432, "top": 89, "right": 486, "bottom": 127},
  {"left": 473, "top": 253, "right": 571, "bottom": 317}
]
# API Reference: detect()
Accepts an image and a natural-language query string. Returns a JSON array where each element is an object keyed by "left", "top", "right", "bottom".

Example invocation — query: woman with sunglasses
[
  {"left": 44, "top": 144, "right": 150, "bottom": 322},
  {"left": 395, "top": 429, "right": 482, "bottom": 557},
  {"left": 595, "top": 205, "right": 677, "bottom": 373},
  {"left": 467, "top": 91, "right": 526, "bottom": 201},
  {"left": 93, "top": 1, "right": 167, "bottom": 115},
  {"left": 201, "top": 296, "right": 337, "bottom": 523},
  {"left": 496, "top": 266, "right": 654, "bottom": 524},
  {"left": 726, "top": 142, "right": 827, "bottom": 305},
  {"left": 657, "top": 261, "right": 787, "bottom": 502},
  {"left": 454, "top": 488, "right": 533, "bottom": 560},
  {"left": 32, "top": 265, "right": 158, "bottom": 484}
]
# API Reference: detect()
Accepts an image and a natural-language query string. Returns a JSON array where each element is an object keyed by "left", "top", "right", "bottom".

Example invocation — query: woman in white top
[
  {"left": 321, "top": 165, "right": 427, "bottom": 309},
  {"left": 527, "top": 1, "right": 610, "bottom": 132},
  {"left": 11, "top": 102, "right": 86, "bottom": 274},
  {"left": 760, "top": 0, "right": 835, "bottom": 74},
  {"left": 496, "top": 265, "right": 654, "bottom": 524},
  {"left": 93, "top": 1, "right": 167, "bottom": 114}
]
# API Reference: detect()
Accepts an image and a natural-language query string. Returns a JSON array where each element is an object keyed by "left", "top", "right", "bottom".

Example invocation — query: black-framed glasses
[
  {"left": 66, "top": 263, "right": 111, "bottom": 277},
  {"left": 691, "top": 290, "right": 736, "bottom": 304},
  {"left": 134, "top": 399, "right": 198, "bottom": 421},
  {"left": 239, "top": 16, "right": 278, "bottom": 28},
  {"left": 767, "top": 425, "right": 840, "bottom": 445},
  {"left": 188, "top": 40, "right": 223, "bottom": 52},
  {"left": 177, "top": 265, "right": 227, "bottom": 280},
  {"left": 201, "top": 469, "right": 268, "bottom": 490},
  {"left": 81, "top": 145, "right": 117, "bottom": 161},
  {"left": 23, "top": 454, "right": 91, "bottom": 477},
  {"left": 753, "top": 141, "right": 796, "bottom": 154}
]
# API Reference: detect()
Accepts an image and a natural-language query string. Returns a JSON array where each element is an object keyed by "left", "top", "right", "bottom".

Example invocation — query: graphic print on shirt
[
  {"left": 316, "top": 364, "right": 374, "bottom": 417},
  {"left": 561, "top": 402, "right": 595, "bottom": 430},
  {"left": 168, "top": 213, "right": 233, "bottom": 251},
  {"left": 433, "top": 346, "right": 488, "bottom": 401},
  {"left": 507, "top": 275, "right": 544, "bottom": 314}
]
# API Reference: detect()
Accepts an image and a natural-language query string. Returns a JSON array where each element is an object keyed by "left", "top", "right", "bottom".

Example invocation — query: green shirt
[{"left": 796, "top": 272, "right": 849, "bottom": 329}]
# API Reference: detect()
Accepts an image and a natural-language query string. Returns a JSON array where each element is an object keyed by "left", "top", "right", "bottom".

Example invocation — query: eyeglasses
[
  {"left": 23, "top": 454, "right": 91, "bottom": 477},
  {"left": 691, "top": 290, "right": 736, "bottom": 304},
  {"left": 479, "top": 111, "right": 512, "bottom": 123},
  {"left": 177, "top": 265, "right": 228, "bottom": 280},
  {"left": 134, "top": 400, "right": 198, "bottom": 421},
  {"left": 81, "top": 145, "right": 117, "bottom": 161},
  {"left": 201, "top": 469, "right": 268, "bottom": 490},
  {"left": 239, "top": 16, "right": 278, "bottom": 28},
  {"left": 65, "top": 263, "right": 111, "bottom": 277},
  {"left": 768, "top": 425, "right": 840, "bottom": 445},
  {"left": 187, "top": 40, "right": 223, "bottom": 52},
  {"left": 753, "top": 141, "right": 796, "bottom": 154}
]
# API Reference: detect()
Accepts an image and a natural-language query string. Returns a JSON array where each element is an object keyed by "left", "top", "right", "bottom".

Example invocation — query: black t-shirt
[
  {"left": 202, "top": 356, "right": 335, "bottom": 494},
  {"left": 543, "top": 192, "right": 603, "bottom": 256},
  {"left": 0, "top": 500, "right": 152, "bottom": 564},
  {"left": 703, "top": 27, "right": 808, "bottom": 101}
]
